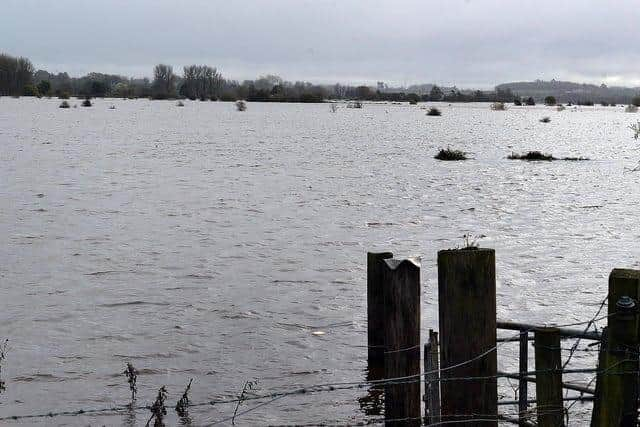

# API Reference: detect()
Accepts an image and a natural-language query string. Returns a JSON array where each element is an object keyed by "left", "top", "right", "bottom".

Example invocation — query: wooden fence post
[
  {"left": 534, "top": 327, "right": 564, "bottom": 427},
  {"left": 591, "top": 269, "right": 640, "bottom": 427},
  {"left": 518, "top": 331, "right": 528, "bottom": 427},
  {"left": 367, "top": 251, "right": 393, "bottom": 372},
  {"left": 438, "top": 248, "right": 497, "bottom": 426},
  {"left": 424, "top": 330, "right": 441, "bottom": 425},
  {"left": 382, "top": 257, "right": 421, "bottom": 426}
]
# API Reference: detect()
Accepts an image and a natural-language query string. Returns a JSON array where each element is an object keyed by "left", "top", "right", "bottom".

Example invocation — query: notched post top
[{"left": 383, "top": 257, "right": 421, "bottom": 270}]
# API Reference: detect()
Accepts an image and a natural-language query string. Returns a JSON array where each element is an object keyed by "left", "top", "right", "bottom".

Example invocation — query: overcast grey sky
[{"left": 2, "top": 0, "right": 639, "bottom": 88}]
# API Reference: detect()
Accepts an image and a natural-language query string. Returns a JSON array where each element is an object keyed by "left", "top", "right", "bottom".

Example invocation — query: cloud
[{"left": 1, "top": 0, "right": 639, "bottom": 87}]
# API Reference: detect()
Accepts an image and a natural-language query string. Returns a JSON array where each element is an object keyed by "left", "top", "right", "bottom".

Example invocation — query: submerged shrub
[
  {"left": 557, "top": 105, "right": 566, "bottom": 111},
  {"left": 435, "top": 148, "right": 467, "bottom": 161},
  {"left": 59, "top": 101, "right": 70, "bottom": 108},
  {"left": 81, "top": 98, "right": 92, "bottom": 107},
  {"left": 509, "top": 151, "right": 554, "bottom": 161},
  {"left": 176, "top": 100, "right": 185, "bottom": 107},
  {"left": 544, "top": 96, "right": 556, "bottom": 106},
  {"left": 508, "top": 151, "right": 589, "bottom": 161},
  {"left": 539, "top": 116, "right": 551, "bottom": 123},
  {"left": 625, "top": 105, "right": 638, "bottom": 113},
  {"left": 235, "top": 100, "right": 247, "bottom": 111},
  {"left": 513, "top": 98, "right": 522, "bottom": 106},
  {"left": 426, "top": 107, "right": 441, "bottom": 116},
  {"left": 490, "top": 102, "right": 506, "bottom": 111}
]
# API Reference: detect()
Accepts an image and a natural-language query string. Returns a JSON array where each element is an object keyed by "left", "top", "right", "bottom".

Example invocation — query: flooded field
[{"left": 1, "top": 98, "right": 640, "bottom": 425}]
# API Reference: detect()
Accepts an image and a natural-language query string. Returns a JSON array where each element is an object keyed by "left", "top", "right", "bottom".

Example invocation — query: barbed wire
[{"left": 0, "top": 310, "right": 616, "bottom": 423}]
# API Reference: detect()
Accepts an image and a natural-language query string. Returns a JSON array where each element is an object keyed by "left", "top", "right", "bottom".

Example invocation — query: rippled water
[{"left": 1, "top": 98, "right": 640, "bottom": 425}]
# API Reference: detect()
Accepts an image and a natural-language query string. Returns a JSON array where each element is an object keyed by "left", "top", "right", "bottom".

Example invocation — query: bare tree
[{"left": 152, "top": 64, "right": 176, "bottom": 99}]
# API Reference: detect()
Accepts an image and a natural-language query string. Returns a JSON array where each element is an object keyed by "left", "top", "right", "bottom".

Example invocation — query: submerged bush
[
  {"left": 81, "top": 98, "right": 92, "bottom": 107},
  {"left": 508, "top": 151, "right": 589, "bottom": 161},
  {"left": 59, "top": 101, "right": 70, "bottom": 108},
  {"left": 490, "top": 102, "right": 506, "bottom": 111},
  {"left": 625, "top": 105, "right": 638, "bottom": 113},
  {"left": 426, "top": 107, "right": 441, "bottom": 116},
  {"left": 435, "top": 148, "right": 467, "bottom": 161},
  {"left": 235, "top": 100, "right": 247, "bottom": 111},
  {"left": 513, "top": 98, "right": 522, "bottom": 106},
  {"left": 176, "top": 100, "right": 185, "bottom": 107},
  {"left": 557, "top": 105, "right": 566, "bottom": 111},
  {"left": 539, "top": 116, "right": 551, "bottom": 123},
  {"left": 509, "top": 151, "right": 554, "bottom": 161},
  {"left": 544, "top": 96, "right": 556, "bottom": 106}
]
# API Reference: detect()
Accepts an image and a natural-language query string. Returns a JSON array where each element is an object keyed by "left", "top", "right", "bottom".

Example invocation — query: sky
[{"left": 2, "top": 0, "right": 640, "bottom": 89}]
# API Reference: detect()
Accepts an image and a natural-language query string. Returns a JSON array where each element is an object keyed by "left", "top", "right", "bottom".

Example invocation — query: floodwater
[{"left": 1, "top": 98, "right": 640, "bottom": 425}]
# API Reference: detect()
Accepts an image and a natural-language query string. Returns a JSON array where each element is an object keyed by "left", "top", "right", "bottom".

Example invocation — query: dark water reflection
[{"left": 1, "top": 98, "right": 639, "bottom": 424}]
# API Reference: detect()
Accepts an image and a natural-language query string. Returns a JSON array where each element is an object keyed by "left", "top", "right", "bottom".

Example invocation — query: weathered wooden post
[
  {"left": 518, "top": 331, "right": 528, "bottom": 427},
  {"left": 438, "top": 248, "right": 497, "bottom": 426},
  {"left": 591, "top": 269, "right": 640, "bottom": 427},
  {"left": 534, "top": 327, "right": 564, "bottom": 427},
  {"left": 382, "top": 257, "right": 421, "bottom": 426},
  {"left": 424, "top": 329, "right": 441, "bottom": 425},
  {"left": 367, "top": 251, "right": 393, "bottom": 371}
]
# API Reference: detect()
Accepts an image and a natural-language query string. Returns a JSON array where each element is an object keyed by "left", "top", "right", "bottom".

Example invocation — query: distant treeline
[
  {"left": 0, "top": 52, "right": 518, "bottom": 103},
  {"left": 2, "top": 52, "right": 640, "bottom": 105},
  {"left": 497, "top": 79, "right": 640, "bottom": 105}
]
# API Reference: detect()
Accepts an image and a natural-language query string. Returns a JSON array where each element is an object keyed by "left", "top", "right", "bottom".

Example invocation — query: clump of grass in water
[
  {"left": 235, "top": 100, "right": 247, "bottom": 111},
  {"left": 426, "top": 107, "right": 441, "bottom": 116},
  {"left": 630, "top": 121, "right": 640, "bottom": 140},
  {"left": 176, "top": 100, "right": 185, "bottom": 107},
  {"left": 435, "top": 148, "right": 467, "bottom": 161},
  {"left": 508, "top": 151, "right": 589, "bottom": 161},
  {"left": 175, "top": 379, "right": 193, "bottom": 418},
  {"left": 81, "top": 97, "right": 92, "bottom": 107},
  {"left": 539, "top": 116, "right": 551, "bottom": 123},
  {"left": 147, "top": 386, "right": 168, "bottom": 427},
  {"left": 59, "top": 101, "right": 70, "bottom": 109},
  {"left": 0, "top": 339, "right": 8, "bottom": 392},
  {"left": 123, "top": 363, "right": 138, "bottom": 401}
]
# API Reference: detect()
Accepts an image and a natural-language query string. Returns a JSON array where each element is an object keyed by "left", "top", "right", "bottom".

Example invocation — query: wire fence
[{"left": 0, "top": 300, "right": 616, "bottom": 425}]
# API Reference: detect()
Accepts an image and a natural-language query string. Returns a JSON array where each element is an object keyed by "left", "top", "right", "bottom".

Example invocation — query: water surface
[{"left": 1, "top": 98, "right": 639, "bottom": 425}]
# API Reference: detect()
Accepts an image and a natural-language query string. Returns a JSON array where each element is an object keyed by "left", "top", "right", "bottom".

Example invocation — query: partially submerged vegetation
[
  {"left": 426, "top": 107, "right": 442, "bottom": 116},
  {"left": 508, "top": 151, "right": 589, "bottom": 161},
  {"left": 0, "top": 339, "right": 7, "bottom": 393},
  {"left": 626, "top": 105, "right": 639, "bottom": 113},
  {"left": 59, "top": 100, "right": 70, "bottom": 109},
  {"left": 539, "top": 116, "right": 551, "bottom": 123},
  {"left": 235, "top": 100, "right": 247, "bottom": 111},
  {"left": 435, "top": 148, "right": 467, "bottom": 161},
  {"left": 81, "top": 98, "right": 92, "bottom": 107},
  {"left": 630, "top": 121, "right": 640, "bottom": 140},
  {"left": 490, "top": 102, "right": 506, "bottom": 111}
]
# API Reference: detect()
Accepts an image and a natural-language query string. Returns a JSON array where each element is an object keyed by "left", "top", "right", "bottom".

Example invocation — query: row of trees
[
  {"left": 0, "top": 54, "right": 35, "bottom": 96},
  {"left": 6, "top": 51, "right": 640, "bottom": 104}
]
